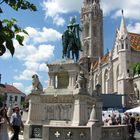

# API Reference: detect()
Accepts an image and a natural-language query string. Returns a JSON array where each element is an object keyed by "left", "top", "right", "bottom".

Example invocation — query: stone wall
[
  {"left": 101, "top": 125, "right": 128, "bottom": 140},
  {"left": 24, "top": 124, "right": 128, "bottom": 140}
]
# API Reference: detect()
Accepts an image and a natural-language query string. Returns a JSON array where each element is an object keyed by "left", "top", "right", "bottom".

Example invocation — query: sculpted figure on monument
[
  {"left": 134, "top": 83, "right": 140, "bottom": 100},
  {"left": 31, "top": 74, "right": 43, "bottom": 93},
  {"left": 75, "top": 71, "right": 87, "bottom": 90},
  {"left": 62, "top": 16, "right": 82, "bottom": 61}
]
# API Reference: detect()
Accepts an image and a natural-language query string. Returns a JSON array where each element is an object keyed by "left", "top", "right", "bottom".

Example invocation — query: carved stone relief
[{"left": 44, "top": 104, "right": 73, "bottom": 121}]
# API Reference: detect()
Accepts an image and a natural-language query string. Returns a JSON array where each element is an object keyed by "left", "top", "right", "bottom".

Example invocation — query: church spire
[{"left": 119, "top": 10, "right": 127, "bottom": 39}]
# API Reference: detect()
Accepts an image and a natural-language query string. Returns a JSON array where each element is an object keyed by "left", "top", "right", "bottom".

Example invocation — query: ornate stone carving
[
  {"left": 45, "top": 104, "right": 73, "bottom": 121},
  {"left": 31, "top": 74, "right": 43, "bottom": 93},
  {"left": 75, "top": 71, "right": 87, "bottom": 91}
]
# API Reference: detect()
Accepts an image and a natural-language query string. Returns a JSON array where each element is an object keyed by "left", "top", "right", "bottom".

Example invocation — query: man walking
[{"left": 10, "top": 106, "right": 24, "bottom": 140}]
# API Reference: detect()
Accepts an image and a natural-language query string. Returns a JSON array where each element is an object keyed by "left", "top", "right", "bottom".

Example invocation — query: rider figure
[
  {"left": 62, "top": 17, "right": 82, "bottom": 61},
  {"left": 67, "top": 17, "right": 82, "bottom": 50}
]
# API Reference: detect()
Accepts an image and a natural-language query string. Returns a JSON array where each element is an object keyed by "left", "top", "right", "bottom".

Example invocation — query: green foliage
[
  {"left": 0, "top": 0, "right": 37, "bottom": 56},
  {"left": 131, "top": 62, "right": 140, "bottom": 76}
]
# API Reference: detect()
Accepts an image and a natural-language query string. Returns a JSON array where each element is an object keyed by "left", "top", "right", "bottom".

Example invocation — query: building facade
[
  {"left": 0, "top": 84, "right": 25, "bottom": 108},
  {"left": 80, "top": 0, "right": 140, "bottom": 108}
]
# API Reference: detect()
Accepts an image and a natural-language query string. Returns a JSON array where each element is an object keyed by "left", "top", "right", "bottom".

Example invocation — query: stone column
[
  {"left": 48, "top": 73, "right": 55, "bottom": 88},
  {"left": 87, "top": 105, "right": 102, "bottom": 140},
  {"left": 71, "top": 72, "right": 77, "bottom": 87},
  {"left": 26, "top": 99, "right": 32, "bottom": 124},
  {"left": 26, "top": 94, "right": 42, "bottom": 124},
  {"left": 89, "top": 12, "right": 92, "bottom": 56},
  {"left": 68, "top": 72, "right": 76, "bottom": 88},
  {"left": 72, "top": 98, "right": 80, "bottom": 125},
  {"left": 72, "top": 94, "right": 87, "bottom": 126}
]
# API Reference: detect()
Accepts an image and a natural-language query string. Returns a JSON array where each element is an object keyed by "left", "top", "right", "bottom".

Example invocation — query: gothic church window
[
  {"left": 85, "top": 24, "right": 89, "bottom": 37},
  {"left": 104, "top": 69, "right": 108, "bottom": 94},
  {"left": 122, "top": 43, "right": 124, "bottom": 49},
  {"left": 116, "top": 65, "right": 119, "bottom": 92},
  {"left": 93, "top": 26, "right": 97, "bottom": 37}
]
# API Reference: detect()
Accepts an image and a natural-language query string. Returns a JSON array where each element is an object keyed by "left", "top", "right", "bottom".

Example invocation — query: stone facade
[{"left": 80, "top": 0, "right": 140, "bottom": 108}]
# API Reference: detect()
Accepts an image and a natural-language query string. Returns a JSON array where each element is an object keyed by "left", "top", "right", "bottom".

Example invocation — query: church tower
[
  {"left": 81, "top": 0, "right": 103, "bottom": 62},
  {"left": 116, "top": 11, "right": 133, "bottom": 107}
]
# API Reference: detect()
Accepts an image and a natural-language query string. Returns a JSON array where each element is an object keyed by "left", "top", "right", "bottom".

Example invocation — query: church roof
[
  {"left": 129, "top": 32, "right": 140, "bottom": 51},
  {"left": 92, "top": 53, "right": 109, "bottom": 69}
]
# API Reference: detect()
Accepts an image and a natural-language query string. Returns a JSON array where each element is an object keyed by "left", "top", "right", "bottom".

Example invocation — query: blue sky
[{"left": 1, "top": 0, "right": 140, "bottom": 94}]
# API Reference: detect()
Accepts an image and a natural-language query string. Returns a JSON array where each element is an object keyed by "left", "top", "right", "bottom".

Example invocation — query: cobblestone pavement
[
  {"left": 135, "top": 131, "right": 140, "bottom": 140},
  {"left": 8, "top": 131, "right": 24, "bottom": 140}
]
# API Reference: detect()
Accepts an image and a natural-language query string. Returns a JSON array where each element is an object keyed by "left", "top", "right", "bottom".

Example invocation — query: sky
[{"left": 1, "top": 0, "right": 140, "bottom": 94}]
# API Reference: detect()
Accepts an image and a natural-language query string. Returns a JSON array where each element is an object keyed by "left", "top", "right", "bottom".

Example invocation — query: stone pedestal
[{"left": 24, "top": 60, "right": 103, "bottom": 140}]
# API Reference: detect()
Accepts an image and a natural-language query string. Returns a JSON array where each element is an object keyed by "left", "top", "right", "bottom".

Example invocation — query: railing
[{"left": 101, "top": 125, "right": 128, "bottom": 140}]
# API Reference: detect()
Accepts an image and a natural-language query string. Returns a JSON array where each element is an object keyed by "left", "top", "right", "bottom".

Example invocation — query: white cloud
[
  {"left": 25, "top": 85, "right": 32, "bottom": 94},
  {"left": 43, "top": 0, "right": 82, "bottom": 17},
  {"left": 13, "top": 82, "right": 24, "bottom": 91},
  {"left": 127, "top": 23, "right": 140, "bottom": 34},
  {"left": 14, "top": 44, "right": 54, "bottom": 80},
  {"left": 42, "top": 0, "right": 82, "bottom": 25},
  {"left": 53, "top": 14, "right": 65, "bottom": 26},
  {"left": 39, "top": 63, "right": 48, "bottom": 72},
  {"left": 101, "top": 0, "right": 140, "bottom": 19},
  {"left": 42, "top": 0, "right": 140, "bottom": 23},
  {"left": 11, "top": 26, "right": 61, "bottom": 81},
  {"left": 14, "top": 69, "right": 35, "bottom": 80},
  {"left": 25, "top": 27, "right": 62, "bottom": 44}
]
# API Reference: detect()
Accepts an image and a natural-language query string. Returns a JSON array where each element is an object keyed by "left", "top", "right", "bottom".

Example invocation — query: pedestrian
[
  {"left": 136, "top": 118, "right": 140, "bottom": 132},
  {"left": 10, "top": 106, "right": 24, "bottom": 140},
  {"left": 129, "top": 113, "right": 136, "bottom": 139},
  {"left": 0, "top": 107, "right": 11, "bottom": 140},
  {"left": 122, "top": 112, "right": 129, "bottom": 125}
]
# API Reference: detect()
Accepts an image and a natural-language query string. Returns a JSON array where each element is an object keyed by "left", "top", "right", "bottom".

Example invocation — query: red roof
[
  {"left": 129, "top": 32, "right": 140, "bottom": 51},
  {"left": 92, "top": 53, "right": 109, "bottom": 69},
  {"left": 0, "top": 84, "right": 23, "bottom": 94}
]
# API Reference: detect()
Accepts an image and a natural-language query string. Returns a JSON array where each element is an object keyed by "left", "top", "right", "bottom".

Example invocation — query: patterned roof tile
[{"left": 128, "top": 32, "right": 140, "bottom": 51}]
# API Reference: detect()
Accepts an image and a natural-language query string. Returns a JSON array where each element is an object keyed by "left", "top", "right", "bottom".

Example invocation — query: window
[
  {"left": 122, "top": 43, "right": 124, "bottom": 49},
  {"left": 15, "top": 96, "right": 18, "bottom": 101},
  {"left": 93, "top": 26, "right": 97, "bottom": 37},
  {"left": 85, "top": 25, "right": 89, "bottom": 37},
  {"left": 9, "top": 95, "right": 13, "bottom": 101}
]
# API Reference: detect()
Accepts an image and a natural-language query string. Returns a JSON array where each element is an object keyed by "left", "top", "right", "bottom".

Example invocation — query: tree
[
  {"left": 0, "top": 0, "right": 37, "bottom": 56},
  {"left": 131, "top": 62, "right": 140, "bottom": 76}
]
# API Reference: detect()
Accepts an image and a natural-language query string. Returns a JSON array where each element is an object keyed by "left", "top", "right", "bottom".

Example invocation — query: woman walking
[{"left": 0, "top": 107, "right": 10, "bottom": 140}]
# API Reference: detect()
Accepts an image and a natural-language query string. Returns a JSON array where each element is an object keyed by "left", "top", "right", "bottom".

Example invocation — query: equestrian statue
[{"left": 62, "top": 17, "right": 82, "bottom": 61}]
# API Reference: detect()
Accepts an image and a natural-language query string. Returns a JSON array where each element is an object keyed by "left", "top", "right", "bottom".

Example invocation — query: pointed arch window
[
  {"left": 85, "top": 24, "right": 89, "bottom": 37},
  {"left": 93, "top": 26, "right": 97, "bottom": 37},
  {"left": 116, "top": 65, "right": 119, "bottom": 92},
  {"left": 122, "top": 42, "right": 124, "bottom": 49},
  {"left": 104, "top": 69, "right": 108, "bottom": 94}
]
